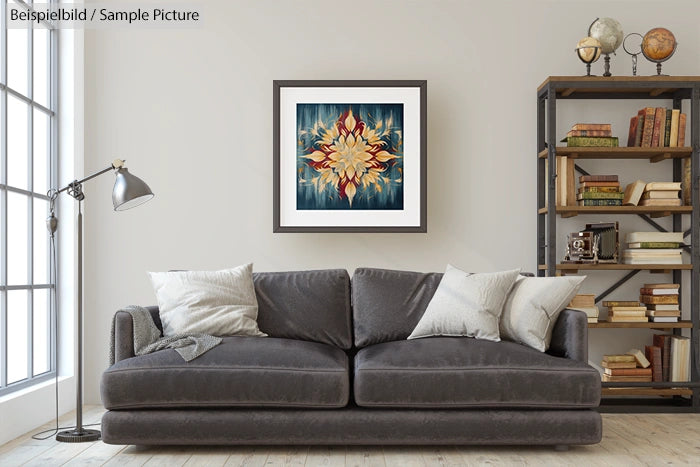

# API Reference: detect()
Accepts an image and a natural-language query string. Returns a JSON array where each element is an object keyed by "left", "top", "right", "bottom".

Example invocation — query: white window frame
[{"left": 0, "top": 0, "right": 58, "bottom": 396}]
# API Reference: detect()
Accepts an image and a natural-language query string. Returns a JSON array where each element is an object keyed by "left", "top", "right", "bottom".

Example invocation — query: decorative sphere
[
  {"left": 576, "top": 37, "right": 602, "bottom": 63},
  {"left": 642, "top": 28, "right": 677, "bottom": 61},
  {"left": 588, "top": 17, "right": 624, "bottom": 54}
]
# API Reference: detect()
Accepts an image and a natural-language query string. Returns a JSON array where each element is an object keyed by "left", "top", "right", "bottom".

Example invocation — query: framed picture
[{"left": 273, "top": 80, "right": 427, "bottom": 232}]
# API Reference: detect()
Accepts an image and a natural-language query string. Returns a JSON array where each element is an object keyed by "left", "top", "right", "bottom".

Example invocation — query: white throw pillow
[
  {"left": 407, "top": 265, "right": 521, "bottom": 342},
  {"left": 148, "top": 263, "right": 267, "bottom": 337},
  {"left": 499, "top": 275, "right": 585, "bottom": 352}
]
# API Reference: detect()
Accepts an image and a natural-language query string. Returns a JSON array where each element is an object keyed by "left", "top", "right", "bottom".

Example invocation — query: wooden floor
[{"left": 1, "top": 406, "right": 699, "bottom": 466}]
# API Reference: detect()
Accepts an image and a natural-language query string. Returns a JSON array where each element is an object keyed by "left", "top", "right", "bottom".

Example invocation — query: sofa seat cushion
[
  {"left": 354, "top": 337, "right": 600, "bottom": 409},
  {"left": 101, "top": 337, "right": 349, "bottom": 409}
]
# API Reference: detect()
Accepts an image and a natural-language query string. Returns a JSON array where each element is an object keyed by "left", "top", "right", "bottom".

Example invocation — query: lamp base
[{"left": 56, "top": 428, "right": 101, "bottom": 442}]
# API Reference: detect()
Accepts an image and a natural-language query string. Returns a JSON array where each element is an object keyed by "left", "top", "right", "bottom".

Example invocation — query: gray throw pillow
[
  {"left": 500, "top": 275, "right": 585, "bottom": 352},
  {"left": 407, "top": 265, "right": 521, "bottom": 342},
  {"left": 148, "top": 263, "right": 267, "bottom": 337}
]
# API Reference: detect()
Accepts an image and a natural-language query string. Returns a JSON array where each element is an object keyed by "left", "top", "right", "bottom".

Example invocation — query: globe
[
  {"left": 576, "top": 37, "right": 602, "bottom": 63},
  {"left": 642, "top": 28, "right": 677, "bottom": 61},
  {"left": 588, "top": 17, "right": 624, "bottom": 54}
]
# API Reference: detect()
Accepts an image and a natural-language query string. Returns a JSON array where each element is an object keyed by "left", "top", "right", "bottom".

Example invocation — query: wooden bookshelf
[
  {"left": 537, "top": 146, "right": 691, "bottom": 161},
  {"left": 602, "top": 387, "right": 693, "bottom": 397},
  {"left": 539, "top": 264, "right": 692, "bottom": 272},
  {"left": 538, "top": 205, "right": 692, "bottom": 218},
  {"left": 589, "top": 320, "right": 692, "bottom": 329}
]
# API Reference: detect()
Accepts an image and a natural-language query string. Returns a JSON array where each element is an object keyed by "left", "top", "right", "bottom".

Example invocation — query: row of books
[
  {"left": 561, "top": 123, "right": 619, "bottom": 147},
  {"left": 622, "top": 231, "right": 685, "bottom": 265},
  {"left": 568, "top": 294, "right": 598, "bottom": 323},
  {"left": 601, "top": 336, "right": 690, "bottom": 383},
  {"left": 627, "top": 107, "right": 687, "bottom": 148},
  {"left": 622, "top": 180, "right": 682, "bottom": 207}
]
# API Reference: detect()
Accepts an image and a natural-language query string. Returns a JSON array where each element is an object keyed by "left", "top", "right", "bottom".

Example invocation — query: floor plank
[
  {"left": 223, "top": 447, "right": 269, "bottom": 467},
  {"left": 345, "top": 446, "right": 385, "bottom": 467},
  {"left": 305, "top": 446, "right": 346, "bottom": 466}
]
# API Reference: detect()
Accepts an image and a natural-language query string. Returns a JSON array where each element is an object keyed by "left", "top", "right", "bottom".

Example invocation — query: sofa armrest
[
  {"left": 112, "top": 306, "right": 161, "bottom": 363},
  {"left": 547, "top": 309, "right": 588, "bottom": 363}
]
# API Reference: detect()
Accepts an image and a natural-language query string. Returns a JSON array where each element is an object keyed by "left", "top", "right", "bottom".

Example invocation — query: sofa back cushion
[
  {"left": 352, "top": 268, "right": 442, "bottom": 347},
  {"left": 253, "top": 269, "right": 352, "bottom": 349}
]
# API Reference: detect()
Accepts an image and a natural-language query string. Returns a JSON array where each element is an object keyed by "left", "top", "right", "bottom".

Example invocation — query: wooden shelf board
[
  {"left": 537, "top": 147, "right": 691, "bottom": 160},
  {"left": 539, "top": 264, "right": 692, "bottom": 271},
  {"left": 589, "top": 320, "right": 692, "bottom": 329},
  {"left": 538, "top": 76, "right": 700, "bottom": 95},
  {"left": 538, "top": 206, "right": 692, "bottom": 217},
  {"left": 602, "top": 387, "right": 693, "bottom": 397}
]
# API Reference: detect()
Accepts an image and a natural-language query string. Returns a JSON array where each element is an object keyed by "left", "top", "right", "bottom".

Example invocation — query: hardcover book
[
  {"left": 643, "top": 283, "right": 680, "bottom": 289},
  {"left": 568, "top": 129, "right": 613, "bottom": 137},
  {"left": 640, "top": 295, "right": 679, "bottom": 304},
  {"left": 663, "top": 108, "right": 672, "bottom": 147},
  {"left": 579, "top": 181, "right": 621, "bottom": 188},
  {"left": 639, "top": 199, "right": 682, "bottom": 207},
  {"left": 608, "top": 316, "right": 648, "bottom": 322},
  {"left": 571, "top": 123, "right": 612, "bottom": 131},
  {"left": 601, "top": 361, "right": 637, "bottom": 369},
  {"left": 564, "top": 136, "right": 619, "bottom": 147},
  {"left": 577, "top": 199, "right": 623, "bottom": 206},
  {"left": 602, "top": 355, "right": 636, "bottom": 363},
  {"left": 602, "top": 301, "right": 640, "bottom": 307},
  {"left": 627, "top": 242, "right": 681, "bottom": 249},
  {"left": 644, "top": 345, "right": 663, "bottom": 382},
  {"left": 639, "top": 287, "right": 679, "bottom": 295},
  {"left": 602, "top": 374, "right": 652, "bottom": 382},
  {"left": 622, "top": 180, "right": 645, "bottom": 206},
  {"left": 634, "top": 112, "right": 645, "bottom": 147},
  {"left": 640, "top": 107, "right": 656, "bottom": 147},
  {"left": 651, "top": 107, "right": 665, "bottom": 147},
  {"left": 670, "top": 336, "right": 690, "bottom": 382},
  {"left": 641, "top": 191, "right": 680, "bottom": 200},
  {"left": 603, "top": 368, "right": 652, "bottom": 376},
  {"left": 580, "top": 186, "right": 623, "bottom": 193},
  {"left": 576, "top": 192, "right": 624, "bottom": 200},
  {"left": 627, "top": 115, "right": 639, "bottom": 147},
  {"left": 653, "top": 334, "right": 672, "bottom": 382},
  {"left": 626, "top": 349, "right": 651, "bottom": 368},
  {"left": 645, "top": 182, "right": 682, "bottom": 191},
  {"left": 669, "top": 109, "right": 680, "bottom": 147},
  {"left": 626, "top": 232, "right": 684, "bottom": 243},
  {"left": 678, "top": 113, "right": 687, "bottom": 146},
  {"left": 579, "top": 175, "right": 619, "bottom": 182}
]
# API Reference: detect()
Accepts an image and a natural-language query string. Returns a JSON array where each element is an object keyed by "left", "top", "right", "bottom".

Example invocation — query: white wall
[{"left": 81, "top": 0, "right": 700, "bottom": 403}]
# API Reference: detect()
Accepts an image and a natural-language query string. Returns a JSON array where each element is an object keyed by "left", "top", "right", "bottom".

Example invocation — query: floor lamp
[{"left": 48, "top": 159, "right": 154, "bottom": 442}]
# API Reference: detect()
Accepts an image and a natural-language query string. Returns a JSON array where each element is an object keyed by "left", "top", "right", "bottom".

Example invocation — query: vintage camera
[
  {"left": 566, "top": 231, "right": 597, "bottom": 261},
  {"left": 564, "top": 222, "right": 619, "bottom": 264}
]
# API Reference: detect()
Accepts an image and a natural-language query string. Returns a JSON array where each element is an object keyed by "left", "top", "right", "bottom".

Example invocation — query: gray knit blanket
[{"left": 109, "top": 305, "right": 222, "bottom": 365}]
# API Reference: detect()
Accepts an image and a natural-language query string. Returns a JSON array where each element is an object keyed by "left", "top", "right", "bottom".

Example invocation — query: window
[{"left": 1, "top": 0, "right": 57, "bottom": 395}]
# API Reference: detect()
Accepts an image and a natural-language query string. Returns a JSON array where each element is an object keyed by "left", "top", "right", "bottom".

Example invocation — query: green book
[
  {"left": 576, "top": 192, "right": 624, "bottom": 200},
  {"left": 628, "top": 242, "right": 681, "bottom": 249},
  {"left": 577, "top": 199, "right": 623, "bottom": 206},
  {"left": 579, "top": 186, "right": 621, "bottom": 193},
  {"left": 562, "top": 136, "right": 619, "bottom": 147}
]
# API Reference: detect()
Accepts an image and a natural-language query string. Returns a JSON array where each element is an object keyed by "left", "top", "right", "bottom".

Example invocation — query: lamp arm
[{"left": 54, "top": 159, "right": 126, "bottom": 195}]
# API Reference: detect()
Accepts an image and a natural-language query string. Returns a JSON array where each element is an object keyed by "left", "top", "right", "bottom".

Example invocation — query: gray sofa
[{"left": 101, "top": 268, "right": 602, "bottom": 446}]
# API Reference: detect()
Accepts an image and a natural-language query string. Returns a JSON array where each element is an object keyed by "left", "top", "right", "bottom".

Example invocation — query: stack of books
[
  {"left": 622, "top": 231, "right": 685, "bottom": 264},
  {"left": 603, "top": 300, "right": 647, "bottom": 323},
  {"left": 640, "top": 182, "right": 682, "bottom": 207},
  {"left": 577, "top": 175, "right": 623, "bottom": 206},
  {"left": 601, "top": 351, "right": 651, "bottom": 382},
  {"left": 640, "top": 283, "right": 680, "bottom": 323},
  {"left": 562, "top": 123, "right": 618, "bottom": 147},
  {"left": 567, "top": 294, "right": 599, "bottom": 323},
  {"left": 627, "top": 107, "right": 687, "bottom": 148}
]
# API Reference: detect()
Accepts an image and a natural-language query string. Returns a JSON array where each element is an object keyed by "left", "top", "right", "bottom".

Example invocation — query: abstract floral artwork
[
  {"left": 274, "top": 80, "right": 426, "bottom": 232},
  {"left": 296, "top": 104, "right": 403, "bottom": 210}
]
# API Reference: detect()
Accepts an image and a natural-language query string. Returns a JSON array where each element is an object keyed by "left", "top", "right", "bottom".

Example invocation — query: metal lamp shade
[{"left": 112, "top": 167, "right": 154, "bottom": 211}]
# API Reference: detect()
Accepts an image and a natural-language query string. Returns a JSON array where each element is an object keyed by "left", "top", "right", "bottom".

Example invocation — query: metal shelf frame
[{"left": 536, "top": 76, "right": 700, "bottom": 412}]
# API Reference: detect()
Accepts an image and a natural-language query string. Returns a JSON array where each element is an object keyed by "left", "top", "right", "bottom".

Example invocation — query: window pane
[
  {"left": 33, "top": 110, "right": 50, "bottom": 195},
  {"left": 33, "top": 26, "right": 49, "bottom": 108},
  {"left": 7, "top": 28, "right": 29, "bottom": 96},
  {"left": 7, "top": 290, "right": 29, "bottom": 384},
  {"left": 8, "top": 192, "right": 29, "bottom": 285},
  {"left": 7, "top": 95, "right": 29, "bottom": 190},
  {"left": 33, "top": 289, "right": 50, "bottom": 376},
  {"left": 34, "top": 198, "right": 49, "bottom": 284}
]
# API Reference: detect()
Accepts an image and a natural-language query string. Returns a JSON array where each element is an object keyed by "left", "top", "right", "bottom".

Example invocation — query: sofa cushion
[
  {"left": 352, "top": 268, "right": 443, "bottom": 347},
  {"left": 101, "top": 337, "right": 349, "bottom": 409},
  {"left": 254, "top": 269, "right": 352, "bottom": 349},
  {"left": 354, "top": 337, "right": 600, "bottom": 409}
]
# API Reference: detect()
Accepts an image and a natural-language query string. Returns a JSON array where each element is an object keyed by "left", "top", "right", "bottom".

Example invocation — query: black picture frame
[{"left": 273, "top": 80, "right": 427, "bottom": 233}]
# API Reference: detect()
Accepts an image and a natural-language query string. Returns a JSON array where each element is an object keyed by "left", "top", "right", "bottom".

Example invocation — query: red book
[
  {"left": 640, "top": 107, "right": 656, "bottom": 148},
  {"left": 651, "top": 107, "right": 665, "bottom": 147},
  {"left": 645, "top": 345, "right": 663, "bottom": 382},
  {"left": 653, "top": 334, "right": 672, "bottom": 382},
  {"left": 627, "top": 115, "right": 639, "bottom": 147},
  {"left": 634, "top": 110, "right": 645, "bottom": 147},
  {"left": 678, "top": 113, "right": 687, "bottom": 146}
]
